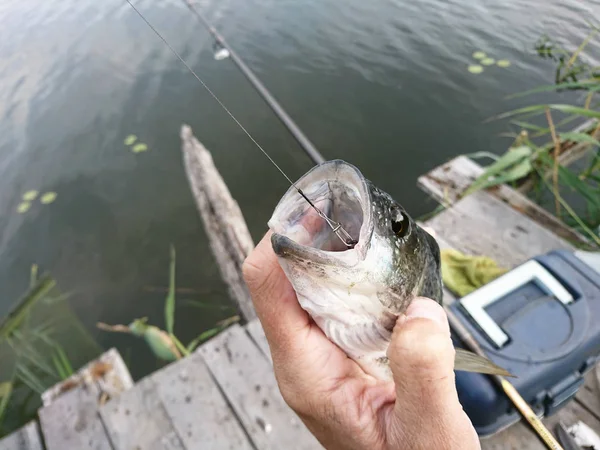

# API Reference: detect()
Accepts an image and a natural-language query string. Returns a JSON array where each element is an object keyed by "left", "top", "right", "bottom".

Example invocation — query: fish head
[{"left": 268, "top": 160, "right": 442, "bottom": 317}]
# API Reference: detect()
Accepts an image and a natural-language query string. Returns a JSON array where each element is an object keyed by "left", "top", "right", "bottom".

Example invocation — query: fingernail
[{"left": 404, "top": 298, "right": 447, "bottom": 329}]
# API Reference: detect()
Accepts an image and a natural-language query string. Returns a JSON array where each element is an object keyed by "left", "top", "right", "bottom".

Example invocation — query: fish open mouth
[{"left": 268, "top": 160, "right": 373, "bottom": 266}]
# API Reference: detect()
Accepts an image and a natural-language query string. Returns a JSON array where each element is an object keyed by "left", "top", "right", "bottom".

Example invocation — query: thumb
[{"left": 387, "top": 297, "right": 462, "bottom": 417}]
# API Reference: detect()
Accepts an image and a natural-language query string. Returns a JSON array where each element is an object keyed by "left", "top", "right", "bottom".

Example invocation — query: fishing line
[{"left": 123, "top": 0, "right": 357, "bottom": 248}]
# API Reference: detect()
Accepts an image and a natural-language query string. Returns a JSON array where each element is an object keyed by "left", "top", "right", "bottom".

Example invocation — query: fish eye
[{"left": 391, "top": 212, "right": 408, "bottom": 237}]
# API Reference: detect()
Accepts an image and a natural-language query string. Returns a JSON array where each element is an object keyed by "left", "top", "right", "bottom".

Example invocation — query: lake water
[{"left": 0, "top": 0, "right": 597, "bottom": 378}]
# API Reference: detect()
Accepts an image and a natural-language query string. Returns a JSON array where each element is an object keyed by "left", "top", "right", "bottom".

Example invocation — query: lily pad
[
  {"left": 481, "top": 58, "right": 495, "bottom": 66},
  {"left": 17, "top": 202, "right": 31, "bottom": 213},
  {"left": 496, "top": 59, "right": 511, "bottom": 68},
  {"left": 23, "top": 190, "right": 38, "bottom": 201},
  {"left": 40, "top": 192, "right": 57, "bottom": 204},
  {"left": 124, "top": 135, "right": 137, "bottom": 146},
  {"left": 468, "top": 65, "right": 484, "bottom": 74},
  {"left": 472, "top": 51, "right": 486, "bottom": 60},
  {"left": 132, "top": 143, "right": 148, "bottom": 153}
]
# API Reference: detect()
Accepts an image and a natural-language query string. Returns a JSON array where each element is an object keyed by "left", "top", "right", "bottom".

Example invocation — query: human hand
[{"left": 243, "top": 232, "right": 480, "bottom": 450}]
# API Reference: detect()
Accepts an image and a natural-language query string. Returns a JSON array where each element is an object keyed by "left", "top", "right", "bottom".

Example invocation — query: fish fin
[{"left": 454, "top": 348, "right": 515, "bottom": 377}]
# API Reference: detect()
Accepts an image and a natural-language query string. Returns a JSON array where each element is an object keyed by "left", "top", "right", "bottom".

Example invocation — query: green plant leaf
[
  {"left": 532, "top": 163, "right": 600, "bottom": 246},
  {"left": 1, "top": 276, "right": 57, "bottom": 339},
  {"left": 468, "top": 65, "right": 483, "bottom": 74},
  {"left": 0, "top": 381, "right": 13, "bottom": 428},
  {"left": 498, "top": 104, "right": 600, "bottom": 120},
  {"left": 22, "top": 191, "right": 38, "bottom": 201},
  {"left": 538, "top": 153, "right": 600, "bottom": 222},
  {"left": 51, "top": 346, "right": 74, "bottom": 380},
  {"left": 15, "top": 364, "right": 46, "bottom": 395},
  {"left": 507, "top": 80, "right": 600, "bottom": 98},
  {"left": 165, "top": 246, "right": 176, "bottom": 335},
  {"left": 170, "top": 333, "right": 189, "bottom": 357},
  {"left": 559, "top": 132, "right": 600, "bottom": 146},
  {"left": 40, "top": 192, "right": 57, "bottom": 204},
  {"left": 124, "top": 135, "right": 137, "bottom": 146},
  {"left": 472, "top": 51, "right": 486, "bottom": 60},
  {"left": 132, "top": 143, "right": 148, "bottom": 153},
  {"left": 186, "top": 328, "right": 220, "bottom": 353},
  {"left": 465, "top": 146, "right": 533, "bottom": 195},
  {"left": 17, "top": 202, "right": 31, "bottom": 214},
  {"left": 511, "top": 121, "right": 548, "bottom": 132}
]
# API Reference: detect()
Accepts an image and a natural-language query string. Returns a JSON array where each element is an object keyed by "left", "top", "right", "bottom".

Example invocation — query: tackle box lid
[{"left": 452, "top": 250, "right": 600, "bottom": 437}]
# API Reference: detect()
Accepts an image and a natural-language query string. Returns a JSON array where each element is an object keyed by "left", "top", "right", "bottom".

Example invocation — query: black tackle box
[{"left": 451, "top": 250, "right": 600, "bottom": 437}]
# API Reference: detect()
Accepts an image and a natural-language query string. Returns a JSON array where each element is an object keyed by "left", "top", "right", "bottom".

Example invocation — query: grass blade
[
  {"left": 15, "top": 365, "right": 46, "bottom": 395},
  {"left": 52, "top": 346, "right": 74, "bottom": 380},
  {"left": 533, "top": 163, "right": 600, "bottom": 246},
  {"left": 498, "top": 104, "right": 600, "bottom": 120},
  {"left": 0, "top": 276, "right": 56, "bottom": 339},
  {"left": 507, "top": 80, "right": 600, "bottom": 98},
  {"left": 565, "top": 29, "right": 598, "bottom": 73},
  {"left": 186, "top": 328, "right": 220, "bottom": 353},
  {"left": 559, "top": 132, "right": 600, "bottom": 146},
  {"left": 0, "top": 381, "right": 13, "bottom": 429},
  {"left": 511, "top": 120, "right": 548, "bottom": 132},
  {"left": 170, "top": 333, "right": 189, "bottom": 358},
  {"left": 165, "top": 246, "right": 176, "bottom": 335},
  {"left": 465, "top": 146, "right": 532, "bottom": 195}
]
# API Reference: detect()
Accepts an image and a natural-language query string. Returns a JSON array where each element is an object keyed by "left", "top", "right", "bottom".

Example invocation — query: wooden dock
[{"left": 1, "top": 131, "right": 599, "bottom": 449}]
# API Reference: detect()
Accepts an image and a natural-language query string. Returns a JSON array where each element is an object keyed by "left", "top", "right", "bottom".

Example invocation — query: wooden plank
[
  {"left": 481, "top": 399, "right": 600, "bottom": 449},
  {"left": 99, "top": 376, "right": 184, "bottom": 450},
  {"left": 417, "top": 156, "right": 588, "bottom": 245},
  {"left": 576, "top": 366, "right": 600, "bottom": 424},
  {"left": 181, "top": 125, "right": 256, "bottom": 322},
  {"left": 36, "top": 349, "right": 133, "bottom": 450},
  {"left": 200, "top": 324, "right": 322, "bottom": 449},
  {"left": 152, "top": 351, "right": 253, "bottom": 450},
  {"left": 39, "top": 382, "right": 112, "bottom": 450},
  {"left": 424, "top": 191, "right": 572, "bottom": 269},
  {"left": 245, "top": 319, "right": 272, "bottom": 363},
  {"left": 42, "top": 348, "right": 133, "bottom": 407},
  {"left": 0, "top": 421, "right": 43, "bottom": 450}
]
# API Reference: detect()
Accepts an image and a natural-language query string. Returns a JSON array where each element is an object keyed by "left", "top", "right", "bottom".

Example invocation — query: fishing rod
[
  {"left": 182, "top": 0, "right": 325, "bottom": 166},
  {"left": 123, "top": 0, "right": 356, "bottom": 249}
]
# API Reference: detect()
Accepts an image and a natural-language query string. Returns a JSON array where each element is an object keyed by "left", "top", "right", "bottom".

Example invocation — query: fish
[{"left": 268, "top": 159, "right": 511, "bottom": 380}]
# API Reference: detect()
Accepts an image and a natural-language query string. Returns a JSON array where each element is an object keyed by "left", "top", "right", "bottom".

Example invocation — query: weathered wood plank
[
  {"left": 42, "top": 348, "right": 133, "bottom": 407},
  {"left": 417, "top": 155, "right": 588, "bottom": 245},
  {"left": 181, "top": 125, "right": 256, "bottom": 322},
  {"left": 0, "top": 421, "right": 43, "bottom": 450},
  {"left": 200, "top": 324, "right": 321, "bottom": 449},
  {"left": 39, "top": 383, "right": 112, "bottom": 450},
  {"left": 37, "top": 349, "right": 133, "bottom": 450},
  {"left": 245, "top": 319, "right": 272, "bottom": 363},
  {"left": 152, "top": 351, "right": 253, "bottom": 450},
  {"left": 481, "top": 399, "right": 600, "bottom": 450},
  {"left": 99, "top": 376, "right": 184, "bottom": 450},
  {"left": 576, "top": 366, "right": 600, "bottom": 424},
  {"left": 424, "top": 191, "right": 572, "bottom": 269}
]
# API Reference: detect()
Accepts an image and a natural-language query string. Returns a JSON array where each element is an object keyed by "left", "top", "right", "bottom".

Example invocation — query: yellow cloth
[{"left": 441, "top": 249, "right": 508, "bottom": 297}]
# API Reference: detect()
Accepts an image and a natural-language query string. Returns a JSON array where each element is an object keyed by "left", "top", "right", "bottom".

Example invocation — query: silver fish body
[{"left": 268, "top": 160, "right": 509, "bottom": 380}]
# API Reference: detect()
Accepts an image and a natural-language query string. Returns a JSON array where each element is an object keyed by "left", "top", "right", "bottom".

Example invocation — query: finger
[
  {"left": 387, "top": 297, "right": 462, "bottom": 417},
  {"left": 242, "top": 232, "right": 311, "bottom": 354}
]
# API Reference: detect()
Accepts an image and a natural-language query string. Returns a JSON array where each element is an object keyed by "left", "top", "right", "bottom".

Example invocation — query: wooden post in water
[{"left": 181, "top": 124, "right": 257, "bottom": 322}]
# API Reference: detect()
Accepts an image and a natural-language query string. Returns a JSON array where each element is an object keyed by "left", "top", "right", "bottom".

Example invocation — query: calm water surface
[{"left": 0, "top": 0, "right": 597, "bottom": 377}]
